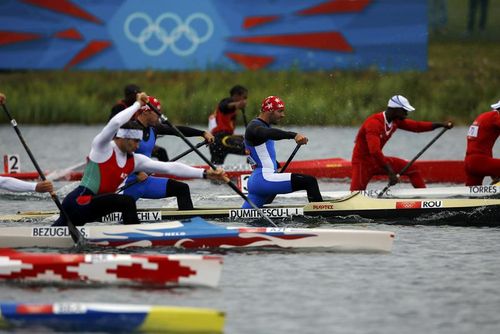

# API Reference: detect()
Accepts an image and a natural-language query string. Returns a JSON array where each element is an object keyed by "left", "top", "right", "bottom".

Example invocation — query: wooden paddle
[
  {"left": 146, "top": 101, "right": 278, "bottom": 227},
  {"left": 116, "top": 139, "right": 208, "bottom": 193},
  {"left": 1, "top": 103, "right": 85, "bottom": 247},
  {"left": 378, "top": 126, "right": 450, "bottom": 198}
]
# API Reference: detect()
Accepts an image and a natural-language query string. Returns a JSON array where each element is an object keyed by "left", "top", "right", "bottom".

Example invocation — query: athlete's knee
[
  {"left": 166, "top": 180, "right": 191, "bottom": 197},
  {"left": 118, "top": 194, "right": 136, "bottom": 210},
  {"left": 176, "top": 182, "right": 190, "bottom": 196},
  {"left": 291, "top": 173, "right": 318, "bottom": 190}
]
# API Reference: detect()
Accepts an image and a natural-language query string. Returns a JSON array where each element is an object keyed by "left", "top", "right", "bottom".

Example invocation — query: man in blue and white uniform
[
  {"left": 242, "top": 96, "right": 323, "bottom": 208},
  {"left": 122, "top": 96, "right": 215, "bottom": 210}
]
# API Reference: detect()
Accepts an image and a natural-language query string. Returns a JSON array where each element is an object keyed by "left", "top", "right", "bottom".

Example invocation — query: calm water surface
[{"left": 0, "top": 125, "right": 499, "bottom": 334}]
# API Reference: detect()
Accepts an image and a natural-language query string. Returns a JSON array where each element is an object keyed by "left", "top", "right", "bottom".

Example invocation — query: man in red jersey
[
  {"left": 464, "top": 100, "right": 500, "bottom": 186},
  {"left": 350, "top": 95, "right": 453, "bottom": 191},
  {"left": 208, "top": 85, "right": 248, "bottom": 164}
]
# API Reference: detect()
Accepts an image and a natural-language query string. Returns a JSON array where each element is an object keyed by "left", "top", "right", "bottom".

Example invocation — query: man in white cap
[
  {"left": 464, "top": 99, "right": 500, "bottom": 186},
  {"left": 53, "top": 92, "right": 225, "bottom": 227},
  {"left": 350, "top": 95, "right": 453, "bottom": 190}
]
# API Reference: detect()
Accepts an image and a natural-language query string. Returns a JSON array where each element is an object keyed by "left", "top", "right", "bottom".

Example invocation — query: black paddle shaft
[
  {"left": 1, "top": 103, "right": 85, "bottom": 246},
  {"left": 146, "top": 101, "right": 277, "bottom": 227},
  {"left": 263, "top": 144, "right": 301, "bottom": 205},
  {"left": 169, "top": 139, "right": 208, "bottom": 162},
  {"left": 378, "top": 127, "right": 449, "bottom": 198},
  {"left": 280, "top": 144, "right": 301, "bottom": 173},
  {"left": 241, "top": 108, "right": 248, "bottom": 128}
]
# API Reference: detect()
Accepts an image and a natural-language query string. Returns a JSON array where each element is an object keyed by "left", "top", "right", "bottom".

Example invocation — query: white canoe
[{"left": 0, "top": 217, "right": 395, "bottom": 252}]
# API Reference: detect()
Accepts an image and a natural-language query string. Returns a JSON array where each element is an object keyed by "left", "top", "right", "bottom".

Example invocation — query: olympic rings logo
[{"left": 124, "top": 12, "right": 213, "bottom": 57}]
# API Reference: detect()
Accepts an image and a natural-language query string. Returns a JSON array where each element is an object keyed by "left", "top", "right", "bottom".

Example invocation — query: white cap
[
  {"left": 388, "top": 95, "right": 415, "bottom": 112},
  {"left": 491, "top": 100, "right": 500, "bottom": 110}
]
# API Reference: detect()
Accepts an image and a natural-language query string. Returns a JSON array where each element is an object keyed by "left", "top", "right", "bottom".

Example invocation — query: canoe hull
[
  {"left": 0, "top": 302, "right": 225, "bottom": 333},
  {"left": 0, "top": 248, "right": 222, "bottom": 287},
  {"left": 0, "top": 217, "right": 395, "bottom": 252},
  {"left": 3, "top": 192, "right": 500, "bottom": 226}
]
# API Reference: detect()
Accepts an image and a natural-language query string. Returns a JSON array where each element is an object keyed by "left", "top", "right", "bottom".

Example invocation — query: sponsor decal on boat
[
  {"left": 101, "top": 211, "right": 162, "bottom": 222},
  {"left": 32, "top": 227, "right": 88, "bottom": 237},
  {"left": 53, "top": 303, "right": 87, "bottom": 314},
  {"left": 237, "top": 227, "right": 289, "bottom": 233},
  {"left": 469, "top": 185, "right": 498, "bottom": 194},
  {"left": 396, "top": 201, "right": 421, "bottom": 209},
  {"left": 312, "top": 204, "right": 335, "bottom": 210},
  {"left": 228, "top": 208, "right": 303, "bottom": 219},
  {"left": 396, "top": 201, "right": 443, "bottom": 209}
]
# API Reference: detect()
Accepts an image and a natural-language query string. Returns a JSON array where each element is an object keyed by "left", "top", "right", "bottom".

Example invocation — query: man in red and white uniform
[
  {"left": 350, "top": 95, "right": 453, "bottom": 191},
  {"left": 464, "top": 100, "right": 500, "bottom": 186},
  {"left": 209, "top": 85, "right": 248, "bottom": 164},
  {"left": 53, "top": 92, "right": 225, "bottom": 226}
]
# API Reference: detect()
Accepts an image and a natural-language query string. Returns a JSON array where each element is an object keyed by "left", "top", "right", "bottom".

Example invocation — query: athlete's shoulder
[{"left": 363, "top": 112, "right": 383, "bottom": 126}]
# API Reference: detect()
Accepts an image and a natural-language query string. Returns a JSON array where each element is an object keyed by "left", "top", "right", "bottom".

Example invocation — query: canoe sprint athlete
[
  {"left": 464, "top": 99, "right": 500, "bottom": 186},
  {"left": 0, "top": 93, "right": 54, "bottom": 194},
  {"left": 53, "top": 92, "right": 225, "bottom": 227},
  {"left": 109, "top": 84, "right": 168, "bottom": 161},
  {"left": 350, "top": 95, "right": 453, "bottom": 191},
  {"left": 123, "top": 96, "right": 215, "bottom": 210},
  {"left": 208, "top": 85, "right": 248, "bottom": 164},
  {"left": 241, "top": 96, "right": 323, "bottom": 208}
]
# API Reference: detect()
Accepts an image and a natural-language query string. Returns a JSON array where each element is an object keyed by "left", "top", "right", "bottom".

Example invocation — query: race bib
[{"left": 467, "top": 125, "right": 479, "bottom": 137}]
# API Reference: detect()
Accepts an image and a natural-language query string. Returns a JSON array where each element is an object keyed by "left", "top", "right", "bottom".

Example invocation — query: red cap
[
  {"left": 261, "top": 96, "right": 285, "bottom": 112},
  {"left": 141, "top": 96, "right": 162, "bottom": 112}
]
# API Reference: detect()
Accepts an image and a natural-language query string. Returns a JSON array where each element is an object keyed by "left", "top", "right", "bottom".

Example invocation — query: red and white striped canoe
[{"left": 0, "top": 248, "right": 222, "bottom": 287}]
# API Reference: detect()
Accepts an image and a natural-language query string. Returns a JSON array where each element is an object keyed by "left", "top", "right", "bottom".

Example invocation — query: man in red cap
[
  {"left": 464, "top": 99, "right": 500, "bottom": 185},
  {"left": 350, "top": 95, "right": 453, "bottom": 191},
  {"left": 208, "top": 85, "right": 248, "bottom": 164},
  {"left": 241, "top": 96, "right": 322, "bottom": 208},
  {"left": 122, "top": 96, "right": 214, "bottom": 210},
  {"left": 110, "top": 84, "right": 169, "bottom": 162}
]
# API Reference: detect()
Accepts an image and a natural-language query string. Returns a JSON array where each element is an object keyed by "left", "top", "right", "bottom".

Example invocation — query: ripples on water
[{"left": 1, "top": 126, "right": 500, "bottom": 334}]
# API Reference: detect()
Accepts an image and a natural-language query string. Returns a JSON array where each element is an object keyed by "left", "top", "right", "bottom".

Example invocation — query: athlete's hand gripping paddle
[{"left": 378, "top": 126, "right": 450, "bottom": 198}]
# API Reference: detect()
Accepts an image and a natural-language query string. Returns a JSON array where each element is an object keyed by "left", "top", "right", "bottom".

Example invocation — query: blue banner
[{"left": 0, "top": 0, "right": 427, "bottom": 71}]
